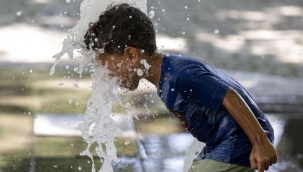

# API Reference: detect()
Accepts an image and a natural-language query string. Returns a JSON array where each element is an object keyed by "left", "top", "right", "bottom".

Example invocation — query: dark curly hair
[{"left": 84, "top": 3, "right": 157, "bottom": 56}]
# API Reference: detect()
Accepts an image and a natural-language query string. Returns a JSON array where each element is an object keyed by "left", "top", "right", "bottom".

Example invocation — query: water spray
[{"left": 51, "top": 0, "right": 147, "bottom": 171}]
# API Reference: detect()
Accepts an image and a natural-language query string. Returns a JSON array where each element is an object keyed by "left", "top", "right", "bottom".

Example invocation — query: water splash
[
  {"left": 78, "top": 63, "right": 122, "bottom": 172},
  {"left": 51, "top": 0, "right": 147, "bottom": 172}
]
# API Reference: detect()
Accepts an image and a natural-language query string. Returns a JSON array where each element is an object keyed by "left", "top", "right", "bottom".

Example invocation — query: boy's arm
[{"left": 222, "top": 87, "right": 277, "bottom": 172}]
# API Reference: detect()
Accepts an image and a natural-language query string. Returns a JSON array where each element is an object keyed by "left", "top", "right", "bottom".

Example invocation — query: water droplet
[
  {"left": 182, "top": 32, "right": 185, "bottom": 35},
  {"left": 214, "top": 29, "right": 219, "bottom": 34},
  {"left": 73, "top": 83, "right": 79, "bottom": 88},
  {"left": 29, "top": 69, "right": 33, "bottom": 73},
  {"left": 78, "top": 166, "right": 82, "bottom": 170},
  {"left": 98, "top": 48, "right": 104, "bottom": 54},
  {"left": 124, "top": 140, "right": 130, "bottom": 145},
  {"left": 149, "top": 10, "right": 155, "bottom": 18},
  {"left": 140, "top": 59, "right": 150, "bottom": 70},
  {"left": 16, "top": 11, "right": 22, "bottom": 16},
  {"left": 137, "top": 69, "right": 143, "bottom": 76},
  {"left": 171, "top": 88, "right": 175, "bottom": 91},
  {"left": 50, "top": 63, "right": 57, "bottom": 75},
  {"left": 184, "top": 6, "right": 188, "bottom": 9},
  {"left": 66, "top": 0, "right": 70, "bottom": 2},
  {"left": 125, "top": 102, "right": 131, "bottom": 108}
]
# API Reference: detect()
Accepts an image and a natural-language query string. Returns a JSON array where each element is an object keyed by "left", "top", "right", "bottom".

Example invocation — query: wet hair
[{"left": 84, "top": 3, "right": 157, "bottom": 56}]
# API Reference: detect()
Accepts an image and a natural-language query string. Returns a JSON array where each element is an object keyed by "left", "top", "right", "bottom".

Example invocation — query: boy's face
[{"left": 95, "top": 50, "right": 141, "bottom": 91}]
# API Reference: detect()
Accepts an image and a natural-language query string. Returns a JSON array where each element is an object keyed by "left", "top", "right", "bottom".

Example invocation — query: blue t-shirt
[{"left": 158, "top": 54, "right": 274, "bottom": 167}]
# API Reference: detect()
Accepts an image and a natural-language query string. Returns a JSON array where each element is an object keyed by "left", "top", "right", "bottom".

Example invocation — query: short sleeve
[{"left": 177, "top": 68, "right": 229, "bottom": 111}]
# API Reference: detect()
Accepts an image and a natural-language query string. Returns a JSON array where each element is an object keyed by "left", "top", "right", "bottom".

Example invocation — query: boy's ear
[{"left": 124, "top": 47, "right": 139, "bottom": 65}]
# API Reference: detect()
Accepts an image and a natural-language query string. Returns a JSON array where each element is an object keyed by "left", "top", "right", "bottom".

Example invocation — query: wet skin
[
  {"left": 223, "top": 88, "right": 278, "bottom": 171},
  {"left": 95, "top": 48, "right": 141, "bottom": 91},
  {"left": 95, "top": 47, "right": 163, "bottom": 91}
]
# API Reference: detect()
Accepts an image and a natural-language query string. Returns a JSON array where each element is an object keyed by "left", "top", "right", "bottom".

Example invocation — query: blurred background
[{"left": 0, "top": 0, "right": 303, "bottom": 171}]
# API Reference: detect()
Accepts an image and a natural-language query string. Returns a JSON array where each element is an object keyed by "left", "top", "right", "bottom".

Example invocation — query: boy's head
[
  {"left": 84, "top": 3, "right": 158, "bottom": 90},
  {"left": 84, "top": 3, "right": 157, "bottom": 56}
]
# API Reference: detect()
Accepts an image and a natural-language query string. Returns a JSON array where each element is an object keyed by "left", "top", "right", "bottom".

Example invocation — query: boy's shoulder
[
  {"left": 162, "top": 54, "right": 215, "bottom": 77},
  {"left": 164, "top": 54, "right": 202, "bottom": 64}
]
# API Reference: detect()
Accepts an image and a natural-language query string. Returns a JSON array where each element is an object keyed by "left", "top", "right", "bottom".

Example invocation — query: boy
[{"left": 84, "top": 3, "right": 277, "bottom": 172}]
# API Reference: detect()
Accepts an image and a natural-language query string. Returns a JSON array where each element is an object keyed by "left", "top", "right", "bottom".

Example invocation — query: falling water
[{"left": 50, "top": 0, "right": 147, "bottom": 171}]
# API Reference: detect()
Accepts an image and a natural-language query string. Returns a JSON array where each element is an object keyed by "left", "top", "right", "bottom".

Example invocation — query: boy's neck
[{"left": 143, "top": 52, "right": 164, "bottom": 90}]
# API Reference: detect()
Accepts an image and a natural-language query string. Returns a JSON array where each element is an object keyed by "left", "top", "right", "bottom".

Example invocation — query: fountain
[{"left": 51, "top": 0, "right": 147, "bottom": 172}]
